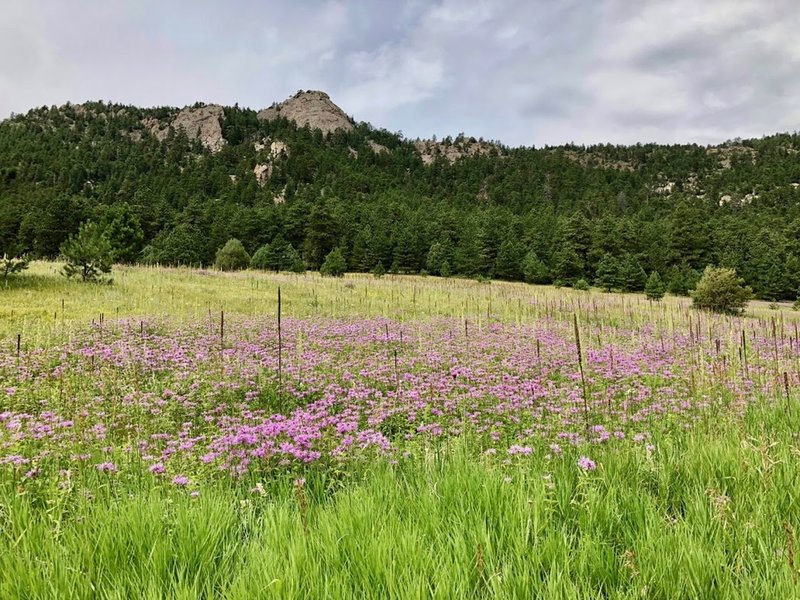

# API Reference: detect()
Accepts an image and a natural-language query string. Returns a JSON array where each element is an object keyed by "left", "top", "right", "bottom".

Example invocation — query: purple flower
[
  {"left": 149, "top": 462, "right": 166, "bottom": 475},
  {"left": 96, "top": 462, "right": 117, "bottom": 473},
  {"left": 172, "top": 474, "right": 190, "bottom": 486},
  {"left": 576, "top": 456, "right": 596, "bottom": 471},
  {"left": 508, "top": 444, "right": 533, "bottom": 456}
]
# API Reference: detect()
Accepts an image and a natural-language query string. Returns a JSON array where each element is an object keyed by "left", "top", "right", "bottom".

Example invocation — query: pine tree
[
  {"left": 594, "top": 254, "right": 622, "bottom": 292},
  {"left": 320, "top": 247, "right": 347, "bottom": 277},
  {"left": 1, "top": 254, "right": 28, "bottom": 282},
  {"left": 522, "top": 250, "right": 549, "bottom": 284},
  {"left": 494, "top": 239, "right": 524, "bottom": 280},
  {"left": 60, "top": 221, "right": 113, "bottom": 283},
  {"left": 644, "top": 271, "right": 666, "bottom": 301},
  {"left": 619, "top": 255, "right": 647, "bottom": 292},
  {"left": 552, "top": 244, "right": 584, "bottom": 285},
  {"left": 692, "top": 266, "right": 752, "bottom": 314}
]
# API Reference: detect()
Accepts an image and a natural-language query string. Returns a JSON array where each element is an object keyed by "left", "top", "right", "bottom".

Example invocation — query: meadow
[{"left": 1, "top": 262, "right": 799, "bottom": 598}]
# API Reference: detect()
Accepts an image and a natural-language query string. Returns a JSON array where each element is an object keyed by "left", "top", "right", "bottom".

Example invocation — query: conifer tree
[
  {"left": 60, "top": 221, "right": 113, "bottom": 283},
  {"left": 644, "top": 271, "right": 666, "bottom": 301}
]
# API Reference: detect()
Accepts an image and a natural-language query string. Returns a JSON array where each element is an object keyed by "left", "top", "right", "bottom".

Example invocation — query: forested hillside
[{"left": 2, "top": 93, "right": 800, "bottom": 299}]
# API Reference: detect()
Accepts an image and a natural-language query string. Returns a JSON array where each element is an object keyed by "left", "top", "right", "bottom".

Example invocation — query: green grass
[
  {"left": 2, "top": 263, "right": 800, "bottom": 598},
  {"left": 1, "top": 406, "right": 798, "bottom": 599},
  {"left": 3, "top": 261, "right": 797, "bottom": 344}
]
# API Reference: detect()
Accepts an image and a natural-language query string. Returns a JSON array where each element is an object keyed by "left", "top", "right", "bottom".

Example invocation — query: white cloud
[{"left": 0, "top": 0, "right": 798, "bottom": 145}]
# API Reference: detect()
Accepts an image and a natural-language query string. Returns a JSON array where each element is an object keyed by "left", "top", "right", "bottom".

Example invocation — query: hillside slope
[{"left": 1, "top": 91, "right": 800, "bottom": 298}]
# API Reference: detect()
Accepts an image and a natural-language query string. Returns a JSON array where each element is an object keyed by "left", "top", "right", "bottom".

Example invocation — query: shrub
[
  {"left": 691, "top": 266, "right": 752, "bottom": 314},
  {"left": 60, "top": 221, "right": 113, "bottom": 283},
  {"left": 573, "top": 278, "right": 590, "bottom": 291},
  {"left": 214, "top": 239, "right": 250, "bottom": 272},
  {"left": 320, "top": 248, "right": 347, "bottom": 277},
  {"left": 250, "top": 245, "right": 270, "bottom": 270}
]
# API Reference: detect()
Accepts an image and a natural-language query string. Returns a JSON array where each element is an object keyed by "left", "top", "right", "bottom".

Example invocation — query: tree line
[{"left": 2, "top": 101, "right": 800, "bottom": 299}]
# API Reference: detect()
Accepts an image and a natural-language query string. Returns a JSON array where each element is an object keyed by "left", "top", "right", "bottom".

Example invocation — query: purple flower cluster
[{"left": 0, "top": 310, "right": 793, "bottom": 482}]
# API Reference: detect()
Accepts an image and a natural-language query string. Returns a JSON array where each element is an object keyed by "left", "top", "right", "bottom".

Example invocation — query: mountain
[{"left": 1, "top": 90, "right": 800, "bottom": 299}]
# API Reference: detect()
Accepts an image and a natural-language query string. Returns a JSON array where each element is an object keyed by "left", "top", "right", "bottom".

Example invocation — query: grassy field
[{"left": 1, "top": 262, "right": 799, "bottom": 598}]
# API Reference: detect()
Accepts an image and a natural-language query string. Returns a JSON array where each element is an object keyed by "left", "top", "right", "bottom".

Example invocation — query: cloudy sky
[{"left": 1, "top": 0, "right": 798, "bottom": 146}]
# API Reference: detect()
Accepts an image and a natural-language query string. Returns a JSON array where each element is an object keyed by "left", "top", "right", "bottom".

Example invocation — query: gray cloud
[{"left": 1, "top": 0, "right": 798, "bottom": 146}]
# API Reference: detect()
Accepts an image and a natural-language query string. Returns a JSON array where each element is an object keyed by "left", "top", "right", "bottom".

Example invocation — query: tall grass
[
  {"left": 2, "top": 263, "right": 799, "bottom": 597},
  {"left": 1, "top": 402, "right": 797, "bottom": 598}
]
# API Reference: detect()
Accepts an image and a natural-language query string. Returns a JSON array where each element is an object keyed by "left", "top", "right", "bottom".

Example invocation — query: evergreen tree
[
  {"left": 454, "top": 229, "right": 487, "bottom": 277},
  {"left": 426, "top": 241, "right": 453, "bottom": 276},
  {"left": 551, "top": 244, "right": 584, "bottom": 285},
  {"left": 522, "top": 251, "right": 549, "bottom": 284},
  {"left": 692, "top": 266, "right": 752, "bottom": 314},
  {"left": 60, "top": 221, "right": 113, "bottom": 283},
  {"left": 594, "top": 254, "right": 622, "bottom": 292},
  {"left": 1, "top": 254, "right": 28, "bottom": 282},
  {"left": 250, "top": 245, "right": 271, "bottom": 270},
  {"left": 214, "top": 238, "right": 250, "bottom": 271},
  {"left": 619, "top": 255, "right": 647, "bottom": 292},
  {"left": 285, "top": 245, "right": 306, "bottom": 273},
  {"left": 320, "top": 247, "right": 347, "bottom": 277},
  {"left": 494, "top": 239, "right": 524, "bottom": 280},
  {"left": 644, "top": 271, "right": 666, "bottom": 301},
  {"left": 103, "top": 202, "right": 144, "bottom": 263},
  {"left": 667, "top": 263, "right": 701, "bottom": 296},
  {"left": 303, "top": 202, "right": 338, "bottom": 269}
]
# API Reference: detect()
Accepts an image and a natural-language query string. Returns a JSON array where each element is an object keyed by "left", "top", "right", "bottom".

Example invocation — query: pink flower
[
  {"left": 576, "top": 456, "right": 596, "bottom": 471},
  {"left": 149, "top": 462, "right": 166, "bottom": 475},
  {"left": 172, "top": 474, "right": 190, "bottom": 486},
  {"left": 508, "top": 445, "right": 533, "bottom": 456},
  {"left": 96, "top": 462, "right": 117, "bottom": 473}
]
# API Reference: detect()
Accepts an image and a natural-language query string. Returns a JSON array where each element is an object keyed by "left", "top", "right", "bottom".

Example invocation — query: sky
[{"left": 1, "top": 0, "right": 799, "bottom": 147}]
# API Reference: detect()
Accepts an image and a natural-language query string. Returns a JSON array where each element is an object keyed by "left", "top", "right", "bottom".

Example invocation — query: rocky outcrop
[
  {"left": 368, "top": 140, "right": 388, "bottom": 154},
  {"left": 171, "top": 105, "right": 226, "bottom": 152},
  {"left": 140, "top": 105, "right": 226, "bottom": 152},
  {"left": 269, "top": 140, "right": 288, "bottom": 159},
  {"left": 253, "top": 163, "right": 273, "bottom": 185},
  {"left": 706, "top": 145, "right": 756, "bottom": 170},
  {"left": 257, "top": 90, "right": 353, "bottom": 135},
  {"left": 414, "top": 138, "right": 497, "bottom": 165}
]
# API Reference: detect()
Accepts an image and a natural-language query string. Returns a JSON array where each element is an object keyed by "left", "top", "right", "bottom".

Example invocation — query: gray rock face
[
  {"left": 140, "top": 105, "right": 226, "bottom": 152},
  {"left": 257, "top": 90, "right": 353, "bottom": 135},
  {"left": 171, "top": 105, "right": 226, "bottom": 153},
  {"left": 414, "top": 139, "right": 497, "bottom": 165}
]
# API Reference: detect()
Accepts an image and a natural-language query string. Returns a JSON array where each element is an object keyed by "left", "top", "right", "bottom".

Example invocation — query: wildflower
[
  {"left": 96, "top": 462, "right": 117, "bottom": 473},
  {"left": 190, "top": 490, "right": 200, "bottom": 498},
  {"left": 172, "top": 474, "right": 190, "bottom": 486},
  {"left": 549, "top": 443, "right": 562, "bottom": 455},
  {"left": 508, "top": 444, "right": 533, "bottom": 456},
  {"left": 149, "top": 462, "right": 166, "bottom": 475},
  {"left": 576, "top": 456, "right": 596, "bottom": 471}
]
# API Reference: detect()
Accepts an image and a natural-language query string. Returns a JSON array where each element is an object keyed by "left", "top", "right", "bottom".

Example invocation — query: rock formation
[{"left": 257, "top": 90, "right": 353, "bottom": 135}]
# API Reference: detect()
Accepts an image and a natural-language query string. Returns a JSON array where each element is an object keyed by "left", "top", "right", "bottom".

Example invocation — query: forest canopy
[{"left": 1, "top": 100, "right": 800, "bottom": 299}]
